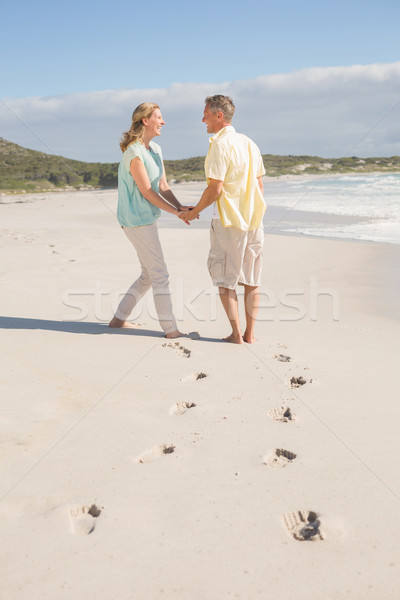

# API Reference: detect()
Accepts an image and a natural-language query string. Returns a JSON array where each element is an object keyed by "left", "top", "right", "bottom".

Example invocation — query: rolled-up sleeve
[
  {"left": 257, "top": 153, "right": 266, "bottom": 177},
  {"left": 205, "top": 142, "right": 228, "bottom": 181}
]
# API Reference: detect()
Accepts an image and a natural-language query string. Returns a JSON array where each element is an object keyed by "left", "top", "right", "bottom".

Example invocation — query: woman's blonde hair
[{"left": 120, "top": 102, "right": 159, "bottom": 152}]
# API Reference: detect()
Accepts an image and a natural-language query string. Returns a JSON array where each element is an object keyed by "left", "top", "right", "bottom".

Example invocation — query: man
[{"left": 182, "top": 95, "right": 266, "bottom": 344}]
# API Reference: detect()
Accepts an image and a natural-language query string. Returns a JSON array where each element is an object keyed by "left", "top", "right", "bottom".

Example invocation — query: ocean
[
  {"left": 5, "top": 173, "right": 396, "bottom": 245},
  {"left": 263, "top": 173, "right": 400, "bottom": 245},
  {"left": 167, "top": 173, "right": 400, "bottom": 245}
]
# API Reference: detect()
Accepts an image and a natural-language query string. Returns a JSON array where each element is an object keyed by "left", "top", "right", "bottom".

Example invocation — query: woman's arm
[
  {"left": 158, "top": 170, "right": 183, "bottom": 210},
  {"left": 130, "top": 158, "right": 187, "bottom": 218},
  {"left": 159, "top": 169, "right": 195, "bottom": 211}
]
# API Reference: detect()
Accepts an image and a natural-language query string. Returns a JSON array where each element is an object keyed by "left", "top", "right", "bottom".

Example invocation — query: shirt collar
[{"left": 209, "top": 125, "right": 235, "bottom": 142}]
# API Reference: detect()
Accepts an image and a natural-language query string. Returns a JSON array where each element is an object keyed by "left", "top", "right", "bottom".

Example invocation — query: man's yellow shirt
[{"left": 205, "top": 126, "right": 266, "bottom": 231}]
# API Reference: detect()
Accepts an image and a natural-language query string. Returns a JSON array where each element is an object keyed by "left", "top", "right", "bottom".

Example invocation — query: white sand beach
[{"left": 1, "top": 187, "right": 400, "bottom": 599}]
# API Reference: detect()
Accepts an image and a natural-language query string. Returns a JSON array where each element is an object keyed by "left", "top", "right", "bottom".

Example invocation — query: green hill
[
  {"left": 0, "top": 137, "right": 399, "bottom": 193},
  {"left": 0, "top": 138, "right": 118, "bottom": 192},
  {"left": 260, "top": 154, "right": 400, "bottom": 176}
]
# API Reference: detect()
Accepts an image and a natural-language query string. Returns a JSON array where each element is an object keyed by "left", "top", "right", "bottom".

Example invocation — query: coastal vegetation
[
  {"left": 1, "top": 137, "right": 399, "bottom": 193},
  {"left": 0, "top": 138, "right": 118, "bottom": 193}
]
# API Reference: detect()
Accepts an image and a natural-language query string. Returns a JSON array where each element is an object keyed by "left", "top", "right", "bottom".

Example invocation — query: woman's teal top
[{"left": 117, "top": 141, "right": 163, "bottom": 227}]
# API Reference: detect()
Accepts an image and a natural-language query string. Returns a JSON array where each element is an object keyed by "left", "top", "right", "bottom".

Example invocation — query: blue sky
[
  {"left": 1, "top": 0, "right": 400, "bottom": 160},
  {"left": 2, "top": 0, "right": 399, "bottom": 97}
]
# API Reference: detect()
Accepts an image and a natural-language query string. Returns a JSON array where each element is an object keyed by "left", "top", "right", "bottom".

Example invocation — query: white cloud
[{"left": 1, "top": 62, "right": 400, "bottom": 162}]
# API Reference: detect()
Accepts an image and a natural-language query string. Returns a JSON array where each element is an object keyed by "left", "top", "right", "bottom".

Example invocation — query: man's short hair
[{"left": 205, "top": 95, "right": 235, "bottom": 122}]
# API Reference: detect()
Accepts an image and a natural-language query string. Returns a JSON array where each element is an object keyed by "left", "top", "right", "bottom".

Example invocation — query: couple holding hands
[{"left": 109, "top": 95, "right": 266, "bottom": 344}]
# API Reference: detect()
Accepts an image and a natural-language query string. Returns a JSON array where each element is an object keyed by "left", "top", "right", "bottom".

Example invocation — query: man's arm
[
  {"left": 130, "top": 158, "right": 190, "bottom": 224},
  {"left": 257, "top": 176, "right": 264, "bottom": 194},
  {"left": 182, "top": 178, "right": 223, "bottom": 221}
]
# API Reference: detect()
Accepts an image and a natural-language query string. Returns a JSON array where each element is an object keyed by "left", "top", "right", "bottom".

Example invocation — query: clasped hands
[{"left": 178, "top": 205, "right": 199, "bottom": 225}]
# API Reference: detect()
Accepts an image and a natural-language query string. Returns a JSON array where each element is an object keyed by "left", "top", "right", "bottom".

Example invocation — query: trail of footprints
[
  {"left": 68, "top": 341, "right": 204, "bottom": 534},
  {"left": 272, "top": 349, "right": 324, "bottom": 541},
  {"left": 69, "top": 342, "right": 325, "bottom": 540},
  {"left": 133, "top": 341, "right": 204, "bottom": 465}
]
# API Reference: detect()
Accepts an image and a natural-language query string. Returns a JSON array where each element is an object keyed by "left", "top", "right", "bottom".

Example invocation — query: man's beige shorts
[{"left": 207, "top": 219, "right": 264, "bottom": 289}]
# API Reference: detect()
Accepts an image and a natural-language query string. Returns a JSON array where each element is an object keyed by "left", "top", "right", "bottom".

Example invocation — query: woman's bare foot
[
  {"left": 108, "top": 317, "right": 140, "bottom": 328},
  {"left": 165, "top": 330, "right": 186, "bottom": 339},
  {"left": 223, "top": 332, "right": 244, "bottom": 344}
]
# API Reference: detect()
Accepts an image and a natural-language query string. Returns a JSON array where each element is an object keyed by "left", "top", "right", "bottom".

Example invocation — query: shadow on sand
[{"left": 0, "top": 316, "right": 221, "bottom": 342}]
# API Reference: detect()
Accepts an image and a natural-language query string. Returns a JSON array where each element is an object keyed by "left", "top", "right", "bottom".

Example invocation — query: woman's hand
[{"left": 178, "top": 206, "right": 199, "bottom": 221}]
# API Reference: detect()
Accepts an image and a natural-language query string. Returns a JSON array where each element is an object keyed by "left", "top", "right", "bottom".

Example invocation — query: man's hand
[{"left": 180, "top": 208, "right": 199, "bottom": 222}]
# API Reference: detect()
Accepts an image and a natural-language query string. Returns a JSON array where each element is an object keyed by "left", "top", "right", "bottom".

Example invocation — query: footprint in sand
[
  {"left": 169, "top": 401, "right": 197, "bottom": 416},
  {"left": 289, "top": 376, "right": 309, "bottom": 388},
  {"left": 282, "top": 510, "right": 324, "bottom": 541},
  {"left": 136, "top": 444, "right": 175, "bottom": 463},
  {"left": 70, "top": 504, "right": 102, "bottom": 535},
  {"left": 180, "top": 372, "right": 207, "bottom": 383},
  {"left": 162, "top": 342, "right": 191, "bottom": 358},
  {"left": 268, "top": 406, "right": 297, "bottom": 423},
  {"left": 263, "top": 448, "right": 297, "bottom": 468},
  {"left": 274, "top": 353, "right": 292, "bottom": 362}
]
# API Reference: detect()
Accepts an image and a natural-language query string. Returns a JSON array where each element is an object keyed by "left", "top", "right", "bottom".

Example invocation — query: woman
[{"left": 109, "top": 102, "right": 190, "bottom": 338}]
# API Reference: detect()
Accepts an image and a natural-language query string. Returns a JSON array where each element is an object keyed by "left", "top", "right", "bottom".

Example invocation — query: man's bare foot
[
  {"left": 165, "top": 330, "right": 186, "bottom": 339},
  {"left": 223, "top": 333, "right": 244, "bottom": 344},
  {"left": 108, "top": 317, "right": 140, "bottom": 328},
  {"left": 243, "top": 333, "right": 256, "bottom": 343}
]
